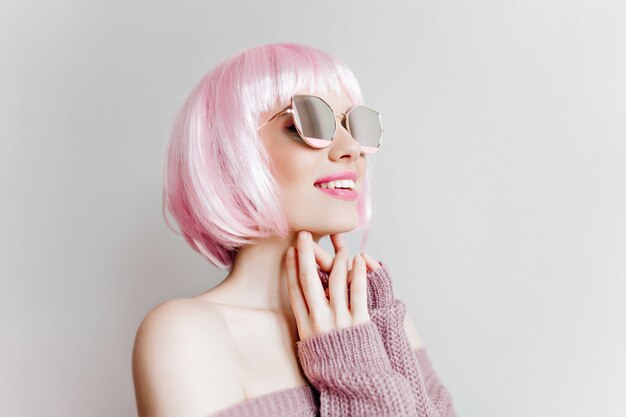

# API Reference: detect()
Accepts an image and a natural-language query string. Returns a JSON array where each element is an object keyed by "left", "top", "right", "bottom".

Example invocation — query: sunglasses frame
[{"left": 257, "top": 94, "right": 383, "bottom": 155}]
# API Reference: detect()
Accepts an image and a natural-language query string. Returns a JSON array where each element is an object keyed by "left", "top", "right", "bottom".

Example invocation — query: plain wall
[{"left": 1, "top": 1, "right": 625, "bottom": 416}]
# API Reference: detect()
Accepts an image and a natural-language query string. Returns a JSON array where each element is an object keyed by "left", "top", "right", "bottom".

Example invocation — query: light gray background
[{"left": 2, "top": 1, "right": 625, "bottom": 416}]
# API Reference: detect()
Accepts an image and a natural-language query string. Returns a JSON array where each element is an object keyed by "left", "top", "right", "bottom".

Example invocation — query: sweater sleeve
[
  {"left": 296, "top": 320, "right": 419, "bottom": 416},
  {"left": 414, "top": 347, "right": 457, "bottom": 417},
  {"left": 316, "top": 264, "right": 458, "bottom": 417}
]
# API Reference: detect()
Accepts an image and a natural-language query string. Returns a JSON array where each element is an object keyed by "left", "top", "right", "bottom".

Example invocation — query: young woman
[{"left": 132, "top": 42, "right": 457, "bottom": 417}]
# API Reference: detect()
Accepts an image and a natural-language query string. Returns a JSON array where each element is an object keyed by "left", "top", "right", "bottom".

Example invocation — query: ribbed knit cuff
[
  {"left": 316, "top": 261, "right": 395, "bottom": 311},
  {"left": 366, "top": 261, "right": 395, "bottom": 309},
  {"left": 296, "top": 320, "right": 392, "bottom": 386},
  {"left": 368, "top": 298, "right": 407, "bottom": 330}
]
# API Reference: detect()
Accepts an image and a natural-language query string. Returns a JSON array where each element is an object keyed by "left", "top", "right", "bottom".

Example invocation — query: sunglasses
[{"left": 257, "top": 94, "right": 383, "bottom": 154}]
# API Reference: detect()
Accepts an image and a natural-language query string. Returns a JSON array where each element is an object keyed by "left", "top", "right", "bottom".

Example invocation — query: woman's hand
[
  {"left": 285, "top": 230, "right": 370, "bottom": 342},
  {"left": 311, "top": 232, "right": 382, "bottom": 273},
  {"left": 309, "top": 233, "right": 383, "bottom": 301}
]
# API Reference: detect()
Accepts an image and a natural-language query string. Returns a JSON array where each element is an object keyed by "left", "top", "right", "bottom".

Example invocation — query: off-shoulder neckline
[
  {"left": 212, "top": 347, "right": 429, "bottom": 416},
  {"left": 212, "top": 383, "right": 318, "bottom": 416},
  {"left": 244, "top": 383, "right": 315, "bottom": 403}
]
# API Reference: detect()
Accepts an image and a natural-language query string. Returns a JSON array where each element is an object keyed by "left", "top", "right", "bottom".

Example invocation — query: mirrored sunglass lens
[
  {"left": 348, "top": 106, "right": 382, "bottom": 148},
  {"left": 292, "top": 96, "right": 335, "bottom": 142}
]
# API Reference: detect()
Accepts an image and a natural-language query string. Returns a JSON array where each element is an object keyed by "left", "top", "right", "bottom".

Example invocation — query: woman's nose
[{"left": 329, "top": 116, "right": 362, "bottom": 159}]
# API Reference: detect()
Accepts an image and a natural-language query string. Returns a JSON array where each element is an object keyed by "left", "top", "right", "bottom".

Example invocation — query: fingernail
[{"left": 299, "top": 231, "right": 308, "bottom": 241}]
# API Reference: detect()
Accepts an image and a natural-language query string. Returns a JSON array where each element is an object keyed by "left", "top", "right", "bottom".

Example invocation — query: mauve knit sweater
[{"left": 209, "top": 262, "right": 457, "bottom": 417}]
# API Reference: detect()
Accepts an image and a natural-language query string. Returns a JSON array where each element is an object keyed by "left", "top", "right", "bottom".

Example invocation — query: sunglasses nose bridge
[
  {"left": 333, "top": 112, "right": 349, "bottom": 134},
  {"left": 329, "top": 113, "right": 363, "bottom": 157}
]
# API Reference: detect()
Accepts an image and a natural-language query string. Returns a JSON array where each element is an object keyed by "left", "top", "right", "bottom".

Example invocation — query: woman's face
[{"left": 259, "top": 89, "right": 367, "bottom": 239}]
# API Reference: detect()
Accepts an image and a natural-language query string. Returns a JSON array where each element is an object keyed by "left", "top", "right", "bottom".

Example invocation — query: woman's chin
[{"left": 312, "top": 218, "right": 360, "bottom": 237}]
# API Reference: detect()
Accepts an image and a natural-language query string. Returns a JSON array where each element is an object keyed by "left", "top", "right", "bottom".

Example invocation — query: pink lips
[
  {"left": 314, "top": 170, "right": 359, "bottom": 201},
  {"left": 315, "top": 187, "right": 359, "bottom": 201},
  {"left": 314, "top": 170, "right": 358, "bottom": 185}
]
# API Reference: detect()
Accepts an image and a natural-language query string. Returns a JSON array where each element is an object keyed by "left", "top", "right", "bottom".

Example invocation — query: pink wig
[{"left": 162, "top": 42, "right": 373, "bottom": 272}]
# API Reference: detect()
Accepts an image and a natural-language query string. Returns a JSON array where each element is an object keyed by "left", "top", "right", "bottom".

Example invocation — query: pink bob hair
[{"left": 162, "top": 42, "right": 373, "bottom": 272}]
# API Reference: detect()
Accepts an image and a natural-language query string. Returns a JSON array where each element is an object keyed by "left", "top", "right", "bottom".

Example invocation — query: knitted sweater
[{"left": 209, "top": 262, "right": 457, "bottom": 417}]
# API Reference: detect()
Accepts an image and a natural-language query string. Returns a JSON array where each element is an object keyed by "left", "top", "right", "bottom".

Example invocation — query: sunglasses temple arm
[{"left": 257, "top": 107, "right": 294, "bottom": 131}]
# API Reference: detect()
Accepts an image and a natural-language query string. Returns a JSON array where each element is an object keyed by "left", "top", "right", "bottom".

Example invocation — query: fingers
[
  {"left": 331, "top": 233, "right": 356, "bottom": 272},
  {"left": 311, "top": 234, "right": 347, "bottom": 273},
  {"left": 309, "top": 233, "right": 359, "bottom": 272},
  {"left": 296, "top": 231, "right": 328, "bottom": 310},
  {"left": 287, "top": 233, "right": 372, "bottom": 339},
  {"left": 329, "top": 233, "right": 348, "bottom": 256},
  {"left": 284, "top": 246, "right": 309, "bottom": 319},
  {"left": 349, "top": 254, "right": 369, "bottom": 322},
  {"left": 302, "top": 231, "right": 380, "bottom": 276},
  {"left": 328, "top": 248, "right": 350, "bottom": 317},
  {"left": 360, "top": 251, "right": 382, "bottom": 272},
  {"left": 312, "top": 241, "right": 334, "bottom": 272}
]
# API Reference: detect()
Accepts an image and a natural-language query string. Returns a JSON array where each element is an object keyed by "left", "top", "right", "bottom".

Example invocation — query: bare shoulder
[{"left": 132, "top": 298, "right": 244, "bottom": 417}]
